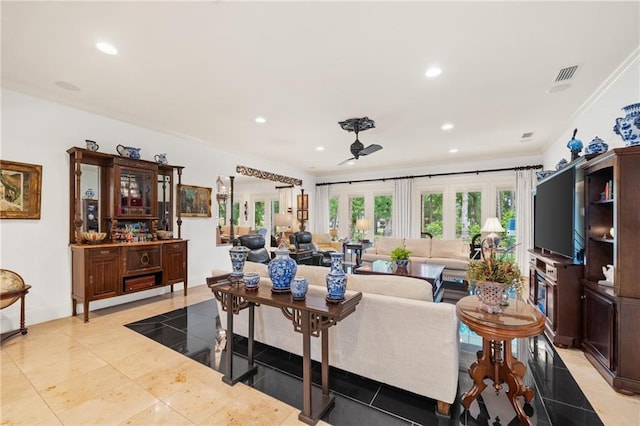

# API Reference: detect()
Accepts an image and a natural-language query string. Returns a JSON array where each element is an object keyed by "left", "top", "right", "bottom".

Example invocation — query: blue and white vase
[
  {"left": 326, "top": 252, "right": 347, "bottom": 302},
  {"left": 613, "top": 103, "right": 640, "bottom": 146},
  {"left": 268, "top": 249, "right": 297, "bottom": 293},
  {"left": 291, "top": 276, "right": 308, "bottom": 301},
  {"left": 585, "top": 136, "right": 609, "bottom": 160},
  {"left": 228, "top": 246, "right": 250, "bottom": 279}
]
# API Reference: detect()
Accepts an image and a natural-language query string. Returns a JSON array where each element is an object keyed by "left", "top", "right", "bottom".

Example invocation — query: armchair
[
  {"left": 291, "top": 231, "right": 332, "bottom": 267},
  {"left": 237, "top": 234, "right": 271, "bottom": 264}
]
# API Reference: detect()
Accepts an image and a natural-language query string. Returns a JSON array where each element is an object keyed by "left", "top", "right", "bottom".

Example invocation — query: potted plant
[
  {"left": 390, "top": 246, "right": 412, "bottom": 270},
  {"left": 466, "top": 249, "right": 523, "bottom": 314}
]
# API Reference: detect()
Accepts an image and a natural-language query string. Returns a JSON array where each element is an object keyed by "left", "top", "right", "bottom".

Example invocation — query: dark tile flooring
[{"left": 126, "top": 298, "right": 603, "bottom": 426}]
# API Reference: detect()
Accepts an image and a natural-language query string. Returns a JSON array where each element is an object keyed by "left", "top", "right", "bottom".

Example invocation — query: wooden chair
[{"left": 1, "top": 269, "right": 31, "bottom": 343}]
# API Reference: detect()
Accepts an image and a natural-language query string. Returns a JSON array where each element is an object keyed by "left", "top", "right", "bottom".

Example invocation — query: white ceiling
[{"left": 2, "top": 1, "right": 639, "bottom": 177}]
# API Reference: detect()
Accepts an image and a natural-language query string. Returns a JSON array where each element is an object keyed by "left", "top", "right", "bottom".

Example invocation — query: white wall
[
  {"left": 0, "top": 89, "right": 315, "bottom": 332},
  {"left": 543, "top": 51, "right": 640, "bottom": 168}
]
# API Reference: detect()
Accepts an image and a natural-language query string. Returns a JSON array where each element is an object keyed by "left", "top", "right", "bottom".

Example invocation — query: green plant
[
  {"left": 467, "top": 249, "right": 524, "bottom": 294},
  {"left": 390, "top": 246, "right": 412, "bottom": 262}
]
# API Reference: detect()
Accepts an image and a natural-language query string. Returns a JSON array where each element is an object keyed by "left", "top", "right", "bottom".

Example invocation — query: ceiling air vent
[
  {"left": 521, "top": 132, "right": 534, "bottom": 139},
  {"left": 554, "top": 65, "right": 579, "bottom": 82}
]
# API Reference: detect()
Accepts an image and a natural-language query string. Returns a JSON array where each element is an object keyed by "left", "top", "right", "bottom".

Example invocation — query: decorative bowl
[
  {"left": 156, "top": 230, "right": 173, "bottom": 240},
  {"left": 243, "top": 272, "right": 260, "bottom": 290},
  {"left": 81, "top": 232, "right": 107, "bottom": 244}
]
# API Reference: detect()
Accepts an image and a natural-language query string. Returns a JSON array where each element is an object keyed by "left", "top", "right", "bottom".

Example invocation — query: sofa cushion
[
  {"left": 295, "top": 264, "right": 432, "bottom": 302},
  {"left": 426, "top": 257, "right": 469, "bottom": 271},
  {"left": 372, "top": 237, "right": 404, "bottom": 255},
  {"left": 243, "top": 261, "right": 270, "bottom": 277},
  {"left": 362, "top": 252, "right": 393, "bottom": 263},
  {"left": 348, "top": 274, "right": 433, "bottom": 302},
  {"left": 403, "top": 238, "right": 431, "bottom": 258},
  {"left": 431, "top": 239, "right": 468, "bottom": 260}
]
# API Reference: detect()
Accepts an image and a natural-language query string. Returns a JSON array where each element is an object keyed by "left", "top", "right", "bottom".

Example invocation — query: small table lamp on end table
[
  {"left": 356, "top": 218, "right": 371, "bottom": 243},
  {"left": 481, "top": 217, "right": 505, "bottom": 248},
  {"left": 274, "top": 212, "right": 293, "bottom": 249}
]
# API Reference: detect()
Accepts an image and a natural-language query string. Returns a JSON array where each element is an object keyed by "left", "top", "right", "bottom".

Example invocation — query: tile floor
[{"left": 1, "top": 284, "right": 639, "bottom": 425}]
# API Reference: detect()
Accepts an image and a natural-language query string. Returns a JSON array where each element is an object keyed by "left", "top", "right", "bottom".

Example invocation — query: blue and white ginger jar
[
  {"left": 585, "top": 136, "right": 608, "bottom": 159},
  {"left": 326, "top": 252, "right": 347, "bottom": 302},
  {"left": 229, "top": 246, "right": 250, "bottom": 278},
  {"left": 613, "top": 103, "right": 640, "bottom": 146},
  {"left": 291, "top": 276, "right": 308, "bottom": 301},
  {"left": 268, "top": 249, "right": 297, "bottom": 293}
]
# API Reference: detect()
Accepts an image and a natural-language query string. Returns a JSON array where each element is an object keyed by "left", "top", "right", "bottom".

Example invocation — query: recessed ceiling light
[
  {"left": 347, "top": 161, "right": 355, "bottom": 166},
  {"left": 441, "top": 123, "right": 454, "bottom": 131},
  {"left": 449, "top": 148, "right": 458, "bottom": 153},
  {"left": 316, "top": 146, "right": 324, "bottom": 151},
  {"left": 254, "top": 116, "right": 266, "bottom": 124},
  {"left": 95, "top": 42, "right": 117, "bottom": 55},
  {"left": 425, "top": 66, "right": 442, "bottom": 78}
]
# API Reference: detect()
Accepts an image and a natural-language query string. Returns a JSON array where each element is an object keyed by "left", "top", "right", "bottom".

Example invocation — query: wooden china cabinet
[
  {"left": 68, "top": 147, "right": 188, "bottom": 322},
  {"left": 581, "top": 145, "right": 640, "bottom": 395}
]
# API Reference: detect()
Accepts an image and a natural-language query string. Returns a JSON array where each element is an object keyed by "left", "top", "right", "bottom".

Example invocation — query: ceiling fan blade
[
  {"left": 359, "top": 144, "right": 383, "bottom": 156},
  {"left": 338, "top": 157, "right": 355, "bottom": 166}
]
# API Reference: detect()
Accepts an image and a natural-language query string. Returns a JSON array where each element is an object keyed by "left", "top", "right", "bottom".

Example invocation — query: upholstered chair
[
  {"left": 238, "top": 234, "right": 271, "bottom": 264},
  {"left": 292, "top": 231, "right": 332, "bottom": 266}
]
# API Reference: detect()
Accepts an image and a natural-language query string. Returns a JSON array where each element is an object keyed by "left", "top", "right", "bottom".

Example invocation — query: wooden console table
[
  {"left": 207, "top": 275, "right": 362, "bottom": 425},
  {"left": 456, "top": 296, "right": 545, "bottom": 425}
]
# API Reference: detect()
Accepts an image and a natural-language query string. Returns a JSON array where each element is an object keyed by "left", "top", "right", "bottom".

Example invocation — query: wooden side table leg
[
  {"left": 19, "top": 293, "right": 28, "bottom": 335},
  {"left": 299, "top": 310, "right": 313, "bottom": 423},
  {"left": 461, "top": 338, "right": 491, "bottom": 408},
  {"left": 503, "top": 339, "right": 534, "bottom": 425}
]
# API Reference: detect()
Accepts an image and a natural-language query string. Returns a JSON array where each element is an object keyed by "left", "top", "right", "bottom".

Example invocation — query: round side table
[{"left": 456, "top": 295, "right": 545, "bottom": 426}]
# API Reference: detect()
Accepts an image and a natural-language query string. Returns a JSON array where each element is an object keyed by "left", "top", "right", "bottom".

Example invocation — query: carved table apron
[{"left": 208, "top": 276, "right": 362, "bottom": 425}]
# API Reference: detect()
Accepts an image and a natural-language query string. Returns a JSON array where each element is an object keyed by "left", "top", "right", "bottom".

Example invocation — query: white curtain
[
  {"left": 392, "top": 178, "right": 413, "bottom": 238},
  {"left": 515, "top": 169, "right": 537, "bottom": 276},
  {"left": 314, "top": 185, "right": 330, "bottom": 234}
]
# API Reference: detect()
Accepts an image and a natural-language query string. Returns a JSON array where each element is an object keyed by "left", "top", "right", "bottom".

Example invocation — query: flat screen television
[{"left": 534, "top": 163, "right": 584, "bottom": 262}]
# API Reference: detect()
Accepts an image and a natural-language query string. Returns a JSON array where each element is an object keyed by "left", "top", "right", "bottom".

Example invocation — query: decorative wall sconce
[{"left": 243, "top": 201, "right": 248, "bottom": 222}]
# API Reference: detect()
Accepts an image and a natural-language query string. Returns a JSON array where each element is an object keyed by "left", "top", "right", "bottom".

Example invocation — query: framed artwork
[
  {"left": 1, "top": 160, "right": 43, "bottom": 219},
  {"left": 297, "top": 210, "right": 308, "bottom": 220},
  {"left": 178, "top": 184, "right": 212, "bottom": 217}
]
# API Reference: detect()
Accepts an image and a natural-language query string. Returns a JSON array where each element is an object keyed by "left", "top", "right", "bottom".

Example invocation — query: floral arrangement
[
  {"left": 390, "top": 246, "right": 412, "bottom": 262},
  {"left": 467, "top": 249, "right": 524, "bottom": 295}
]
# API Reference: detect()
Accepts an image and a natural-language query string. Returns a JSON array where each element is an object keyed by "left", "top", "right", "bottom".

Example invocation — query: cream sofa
[
  {"left": 361, "top": 237, "right": 470, "bottom": 282},
  {"left": 210, "top": 262, "right": 459, "bottom": 416},
  {"left": 311, "top": 232, "right": 342, "bottom": 251}
]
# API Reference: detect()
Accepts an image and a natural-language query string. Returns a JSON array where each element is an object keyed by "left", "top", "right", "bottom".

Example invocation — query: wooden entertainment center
[
  {"left": 68, "top": 147, "right": 188, "bottom": 322},
  {"left": 530, "top": 146, "right": 640, "bottom": 395}
]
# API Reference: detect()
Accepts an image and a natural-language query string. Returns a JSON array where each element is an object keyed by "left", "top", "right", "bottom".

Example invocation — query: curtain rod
[{"left": 315, "top": 164, "right": 543, "bottom": 187}]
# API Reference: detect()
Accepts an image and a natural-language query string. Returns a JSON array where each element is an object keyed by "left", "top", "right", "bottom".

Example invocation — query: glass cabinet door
[{"left": 118, "top": 167, "right": 156, "bottom": 216}]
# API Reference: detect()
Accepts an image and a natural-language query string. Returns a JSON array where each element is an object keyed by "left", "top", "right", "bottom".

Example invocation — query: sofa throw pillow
[
  {"left": 243, "top": 261, "right": 270, "bottom": 277},
  {"left": 431, "top": 239, "right": 467, "bottom": 260},
  {"left": 374, "top": 237, "right": 405, "bottom": 255},
  {"left": 403, "top": 238, "right": 431, "bottom": 258}
]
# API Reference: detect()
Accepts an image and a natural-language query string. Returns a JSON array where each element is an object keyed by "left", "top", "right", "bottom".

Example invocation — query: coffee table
[{"left": 355, "top": 260, "right": 445, "bottom": 302}]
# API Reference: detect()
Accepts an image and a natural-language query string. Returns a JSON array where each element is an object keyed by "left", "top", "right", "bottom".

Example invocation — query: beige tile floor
[{"left": 1, "top": 285, "right": 638, "bottom": 425}]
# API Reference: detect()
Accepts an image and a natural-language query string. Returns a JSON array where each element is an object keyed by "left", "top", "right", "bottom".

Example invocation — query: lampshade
[
  {"left": 356, "top": 218, "right": 371, "bottom": 231},
  {"left": 481, "top": 217, "right": 505, "bottom": 233},
  {"left": 274, "top": 213, "right": 293, "bottom": 227}
]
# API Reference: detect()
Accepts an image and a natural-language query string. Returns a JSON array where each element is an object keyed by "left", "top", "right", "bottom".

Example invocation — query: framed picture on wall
[
  {"left": 0, "top": 160, "right": 43, "bottom": 219},
  {"left": 178, "top": 184, "right": 212, "bottom": 217}
]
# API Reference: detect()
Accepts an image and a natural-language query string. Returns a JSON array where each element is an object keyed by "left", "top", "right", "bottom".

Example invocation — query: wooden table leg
[
  {"left": 299, "top": 310, "right": 313, "bottom": 423},
  {"left": 221, "top": 296, "right": 257, "bottom": 386},
  {"left": 461, "top": 338, "right": 491, "bottom": 408},
  {"left": 502, "top": 339, "right": 534, "bottom": 426}
]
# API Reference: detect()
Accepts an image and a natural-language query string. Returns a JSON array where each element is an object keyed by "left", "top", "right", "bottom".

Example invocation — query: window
[
  {"left": 374, "top": 195, "right": 392, "bottom": 238},
  {"left": 497, "top": 189, "right": 516, "bottom": 249},
  {"left": 218, "top": 202, "right": 227, "bottom": 225},
  {"left": 456, "top": 191, "right": 481, "bottom": 239},
  {"left": 329, "top": 197, "right": 339, "bottom": 230},
  {"left": 232, "top": 202, "right": 239, "bottom": 226},
  {"left": 349, "top": 196, "right": 364, "bottom": 239},
  {"left": 421, "top": 193, "right": 443, "bottom": 238},
  {"left": 254, "top": 201, "right": 265, "bottom": 229},
  {"left": 270, "top": 200, "right": 280, "bottom": 235}
]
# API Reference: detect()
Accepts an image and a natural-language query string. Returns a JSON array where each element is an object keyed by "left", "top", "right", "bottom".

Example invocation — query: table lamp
[
  {"left": 356, "top": 218, "right": 371, "bottom": 243},
  {"left": 274, "top": 213, "right": 293, "bottom": 249},
  {"left": 481, "top": 217, "right": 504, "bottom": 248}
]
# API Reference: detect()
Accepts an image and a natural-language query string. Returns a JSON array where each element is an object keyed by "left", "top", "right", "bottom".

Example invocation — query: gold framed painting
[
  {"left": 1, "top": 160, "right": 43, "bottom": 219},
  {"left": 178, "top": 184, "right": 212, "bottom": 217}
]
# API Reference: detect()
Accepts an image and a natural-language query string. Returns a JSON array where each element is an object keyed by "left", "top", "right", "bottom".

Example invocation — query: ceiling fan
[{"left": 337, "top": 117, "right": 383, "bottom": 165}]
